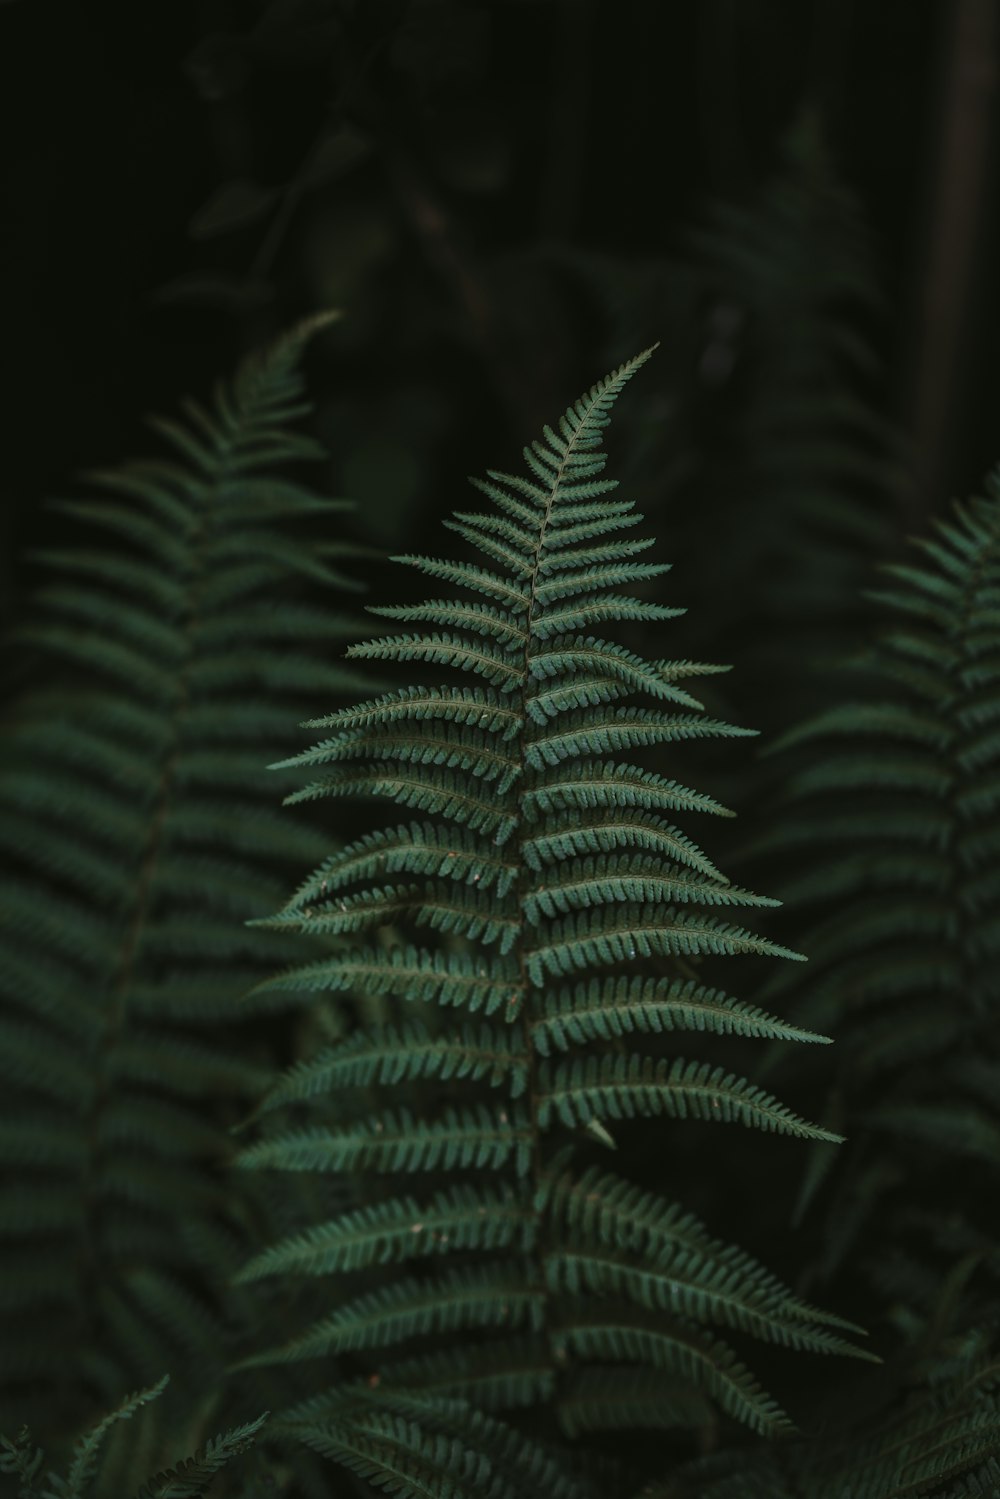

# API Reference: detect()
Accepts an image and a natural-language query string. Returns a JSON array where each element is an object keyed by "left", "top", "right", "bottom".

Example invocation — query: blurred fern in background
[{"left": 0, "top": 316, "right": 366, "bottom": 1469}]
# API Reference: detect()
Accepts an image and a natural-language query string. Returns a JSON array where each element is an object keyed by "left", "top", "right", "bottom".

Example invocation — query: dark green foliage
[
  {"left": 0, "top": 1377, "right": 267, "bottom": 1499},
  {"left": 760, "top": 476, "right": 1000, "bottom": 1285},
  {"left": 234, "top": 350, "right": 872, "bottom": 1493},
  {"left": 0, "top": 317, "right": 365, "bottom": 1441},
  {"left": 661, "top": 1351, "right": 1000, "bottom": 1498},
  {"left": 3, "top": 5, "right": 996, "bottom": 1493},
  {"left": 4, "top": 306, "right": 995, "bottom": 1498},
  {"left": 692, "top": 475, "right": 1000, "bottom": 1499}
]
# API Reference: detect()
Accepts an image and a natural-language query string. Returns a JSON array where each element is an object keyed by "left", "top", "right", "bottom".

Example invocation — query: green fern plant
[
  {"left": 234, "top": 347, "right": 875, "bottom": 1493},
  {"left": 0, "top": 314, "right": 365, "bottom": 1443}
]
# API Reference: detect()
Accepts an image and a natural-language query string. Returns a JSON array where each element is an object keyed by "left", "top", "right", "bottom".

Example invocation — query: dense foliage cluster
[
  {"left": 3, "top": 310, "right": 999, "bottom": 1496},
  {"left": 1, "top": 15, "right": 997, "bottom": 1478}
]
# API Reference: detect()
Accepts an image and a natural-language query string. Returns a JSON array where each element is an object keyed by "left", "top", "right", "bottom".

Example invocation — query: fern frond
[
  {"left": 289, "top": 1409, "right": 537, "bottom": 1499},
  {"left": 130, "top": 1412, "right": 270, "bottom": 1499},
  {"left": 236, "top": 348, "right": 860, "bottom": 1490},
  {"left": 0, "top": 315, "right": 365, "bottom": 1434},
  {"left": 762, "top": 473, "right": 1000, "bottom": 1285},
  {"left": 60, "top": 1375, "right": 171, "bottom": 1498},
  {"left": 0, "top": 1376, "right": 267, "bottom": 1499},
  {"left": 668, "top": 1349, "right": 1000, "bottom": 1498}
]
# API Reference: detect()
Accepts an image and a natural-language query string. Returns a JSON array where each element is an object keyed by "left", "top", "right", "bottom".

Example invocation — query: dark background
[{"left": 1, "top": 0, "right": 998, "bottom": 701}]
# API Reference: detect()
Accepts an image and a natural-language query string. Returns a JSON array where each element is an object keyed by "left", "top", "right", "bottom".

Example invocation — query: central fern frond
[{"left": 237, "top": 349, "right": 873, "bottom": 1485}]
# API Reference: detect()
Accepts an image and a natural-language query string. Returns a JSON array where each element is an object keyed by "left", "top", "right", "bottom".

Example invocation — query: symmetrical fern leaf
[
  {"left": 760, "top": 475, "right": 1000, "bottom": 1284},
  {"left": 236, "top": 348, "right": 872, "bottom": 1491},
  {"left": 0, "top": 315, "right": 365, "bottom": 1438}
]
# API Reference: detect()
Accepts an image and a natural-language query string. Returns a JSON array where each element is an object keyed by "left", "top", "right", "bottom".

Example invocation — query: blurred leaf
[
  {"left": 152, "top": 274, "right": 274, "bottom": 311},
  {"left": 189, "top": 179, "right": 279, "bottom": 240},
  {"left": 299, "top": 125, "right": 374, "bottom": 188}
]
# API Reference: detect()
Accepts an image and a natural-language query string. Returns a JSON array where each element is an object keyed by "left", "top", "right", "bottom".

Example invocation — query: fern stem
[{"left": 511, "top": 373, "right": 626, "bottom": 1386}]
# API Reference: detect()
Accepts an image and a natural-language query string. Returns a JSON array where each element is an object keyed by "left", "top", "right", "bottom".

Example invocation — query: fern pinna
[
  {"left": 235, "top": 347, "right": 873, "bottom": 1493},
  {"left": 0, "top": 316, "right": 361, "bottom": 1442}
]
